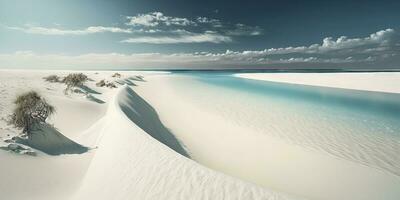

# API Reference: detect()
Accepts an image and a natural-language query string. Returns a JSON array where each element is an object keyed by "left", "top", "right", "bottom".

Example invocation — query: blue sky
[{"left": 0, "top": 0, "right": 399, "bottom": 69}]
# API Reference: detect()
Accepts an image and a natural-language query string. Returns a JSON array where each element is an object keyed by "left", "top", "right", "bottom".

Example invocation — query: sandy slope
[
  {"left": 1, "top": 70, "right": 295, "bottom": 200},
  {"left": 0, "top": 70, "right": 136, "bottom": 200},
  {"left": 235, "top": 72, "right": 400, "bottom": 94},
  {"left": 0, "top": 70, "right": 111, "bottom": 200},
  {"left": 74, "top": 86, "right": 298, "bottom": 200}
]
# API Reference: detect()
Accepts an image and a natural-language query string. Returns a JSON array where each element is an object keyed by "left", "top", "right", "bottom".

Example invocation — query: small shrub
[
  {"left": 96, "top": 79, "right": 106, "bottom": 87},
  {"left": 8, "top": 91, "right": 55, "bottom": 136},
  {"left": 43, "top": 75, "right": 60, "bottom": 83},
  {"left": 96, "top": 79, "right": 117, "bottom": 88},
  {"left": 112, "top": 73, "right": 122, "bottom": 78},
  {"left": 62, "top": 73, "right": 88, "bottom": 94},
  {"left": 106, "top": 82, "right": 117, "bottom": 88}
]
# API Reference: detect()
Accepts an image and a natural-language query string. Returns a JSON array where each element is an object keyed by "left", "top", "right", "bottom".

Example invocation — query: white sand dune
[
  {"left": 1, "top": 70, "right": 296, "bottom": 200},
  {"left": 74, "top": 86, "right": 297, "bottom": 200},
  {"left": 117, "top": 86, "right": 190, "bottom": 157},
  {"left": 0, "top": 70, "right": 110, "bottom": 200}
]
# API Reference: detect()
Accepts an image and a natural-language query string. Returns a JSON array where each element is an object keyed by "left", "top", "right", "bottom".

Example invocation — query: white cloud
[
  {"left": 319, "top": 28, "right": 394, "bottom": 50},
  {"left": 126, "top": 12, "right": 194, "bottom": 27},
  {"left": 125, "top": 12, "right": 262, "bottom": 38},
  {"left": 7, "top": 25, "right": 133, "bottom": 35},
  {"left": 121, "top": 31, "right": 232, "bottom": 44},
  {"left": 195, "top": 18, "right": 262, "bottom": 36},
  {"left": 236, "top": 29, "right": 397, "bottom": 56},
  {"left": 225, "top": 23, "right": 262, "bottom": 36},
  {"left": 196, "top": 17, "right": 223, "bottom": 27},
  {"left": 6, "top": 12, "right": 263, "bottom": 42}
]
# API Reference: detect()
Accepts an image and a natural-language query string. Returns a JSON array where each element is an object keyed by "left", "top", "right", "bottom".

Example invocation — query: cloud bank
[
  {"left": 1, "top": 29, "right": 398, "bottom": 69},
  {"left": 121, "top": 30, "right": 232, "bottom": 44}
]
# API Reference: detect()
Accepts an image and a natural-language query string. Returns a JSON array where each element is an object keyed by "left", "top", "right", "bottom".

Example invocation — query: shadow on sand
[
  {"left": 118, "top": 87, "right": 190, "bottom": 158},
  {"left": 79, "top": 85, "right": 101, "bottom": 94},
  {"left": 15, "top": 123, "right": 88, "bottom": 155},
  {"left": 128, "top": 76, "right": 146, "bottom": 82},
  {"left": 86, "top": 94, "right": 106, "bottom": 104},
  {"left": 116, "top": 79, "right": 137, "bottom": 86}
]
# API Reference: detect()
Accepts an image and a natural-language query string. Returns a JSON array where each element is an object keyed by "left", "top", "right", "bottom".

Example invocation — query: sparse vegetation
[
  {"left": 112, "top": 73, "right": 122, "bottom": 78},
  {"left": 106, "top": 82, "right": 117, "bottom": 88},
  {"left": 43, "top": 75, "right": 60, "bottom": 83},
  {"left": 96, "top": 79, "right": 106, "bottom": 87},
  {"left": 96, "top": 79, "right": 117, "bottom": 88},
  {"left": 8, "top": 91, "right": 55, "bottom": 137},
  {"left": 62, "top": 73, "right": 88, "bottom": 94}
]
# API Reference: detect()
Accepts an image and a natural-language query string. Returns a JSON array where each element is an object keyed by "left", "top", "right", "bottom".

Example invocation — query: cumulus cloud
[
  {"left": 237, "top": 28, "right": 397, "bottom": 56},
  {"left": 7, "top": 25, "right": 133, "bottom": 35}
]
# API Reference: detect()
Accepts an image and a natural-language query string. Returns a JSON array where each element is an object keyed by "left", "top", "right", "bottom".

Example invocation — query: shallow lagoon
[{"left": 173, "top": 72, "right": 400, "bottom": 176}]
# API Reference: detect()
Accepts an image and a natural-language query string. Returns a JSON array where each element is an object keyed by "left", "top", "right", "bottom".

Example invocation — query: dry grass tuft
[{"left": 62, "top": 73, "right": 88, "bottom": 94}]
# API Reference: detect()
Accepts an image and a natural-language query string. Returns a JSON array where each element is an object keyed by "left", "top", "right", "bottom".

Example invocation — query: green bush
[{"left": 9, "top": 91, "right": 55, "bottom": 136}]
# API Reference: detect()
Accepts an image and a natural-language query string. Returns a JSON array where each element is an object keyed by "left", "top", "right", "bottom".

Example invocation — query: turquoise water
[
  {"left": 197, "top": 73, "right": 400, "bottom": 119},
  {"left": 171, "top": 72, "right": 400, "bottom": 176}
]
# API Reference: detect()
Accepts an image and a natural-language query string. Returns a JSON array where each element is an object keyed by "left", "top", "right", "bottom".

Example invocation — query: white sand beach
[
  {"left": 235, "top": 72, "right": 400, "bottom": 94},
  {"left": 0, "top": 70, "right": 399, "bottom": 200}
]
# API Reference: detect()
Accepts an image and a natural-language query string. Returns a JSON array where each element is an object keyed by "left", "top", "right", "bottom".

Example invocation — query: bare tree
[{"left": 9, "top": 91, "right": 55, "bottom": 137}]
